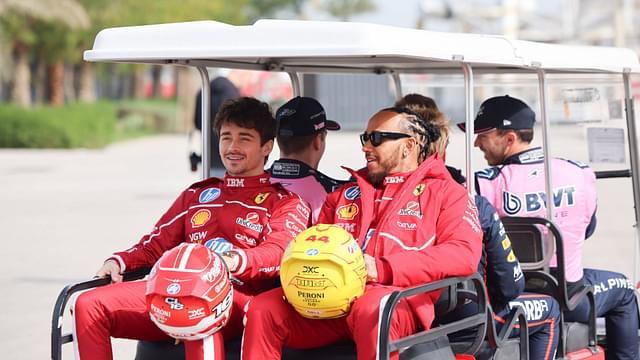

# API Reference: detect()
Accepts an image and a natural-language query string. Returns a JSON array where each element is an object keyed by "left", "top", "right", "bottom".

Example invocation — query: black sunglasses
[{"left": 359, "top": 131, "right": 412, "bottom": 147}]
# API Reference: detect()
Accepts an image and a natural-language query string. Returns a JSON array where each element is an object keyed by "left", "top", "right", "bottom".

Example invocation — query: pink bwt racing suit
[
  {"left": 476, "top": 147, "right": 640, "bottom": 360},
  {"left": 242, "top": 156, "right": 483, "bottom": 360},
  {"left": 474, "top": 147, "right": 597, "bottom": 283},
  {"left": 72, "top": 173, "right": 311, "bottom": 360}
]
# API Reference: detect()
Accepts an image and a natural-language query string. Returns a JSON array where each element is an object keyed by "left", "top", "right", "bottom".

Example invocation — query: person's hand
[
  {"left": 96, "top": 259, "right": 123, "bottom": 283},
  {"left": 364, "top": 254, "right": 378, "bottom": 283},
  {"left": 221, "top": 252, "right": 239, "bottom": 273}
]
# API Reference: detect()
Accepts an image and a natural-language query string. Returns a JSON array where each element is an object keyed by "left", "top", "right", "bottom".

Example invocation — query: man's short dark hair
[
  {"left": 497, "top": 128, "right": 534, "bottom": 143},
  {"left": 214, "top": 97, "right": 275, "bottom": 145},
  {"left": 277, "top": 130, "right": 325, "bottom": 155}
]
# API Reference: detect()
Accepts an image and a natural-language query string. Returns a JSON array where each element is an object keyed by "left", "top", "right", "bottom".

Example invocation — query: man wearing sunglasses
[
  {"left": 398, "top": 94, "right": 560, "bottom": 360},
  {"left": 241, "top": 106, "right": 483, "bottom": 360}
]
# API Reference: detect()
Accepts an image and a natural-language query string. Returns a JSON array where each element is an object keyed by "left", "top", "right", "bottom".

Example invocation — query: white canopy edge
[{"left": 84, "top": 19, "right": 640, "bottom": 74}]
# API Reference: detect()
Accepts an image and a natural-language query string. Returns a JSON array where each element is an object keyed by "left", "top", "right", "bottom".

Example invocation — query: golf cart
[{"left": 52, "top": 19, "right": 640, "bottom": 359}]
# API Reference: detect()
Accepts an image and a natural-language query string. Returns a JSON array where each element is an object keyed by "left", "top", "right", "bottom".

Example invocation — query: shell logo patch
[
  {"left": 507, "top": 250, "right": 517, "bottom": 263},
  {"left": 337, "top": 204, "right": 359, "bottom": 220},
  {"left": 413, "top": 184, "right": 426, "bottom": 196},
  {"left": 191, "top": 209, "right": 211, "bottom": 228},
  {"left": 255, "top": 192, "right": 270, "bottom": 204}
]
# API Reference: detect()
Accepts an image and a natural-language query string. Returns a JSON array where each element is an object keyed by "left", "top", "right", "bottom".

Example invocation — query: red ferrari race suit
[
  {"left": 72, "top": 172, "right": 311, "bottom": 360},
  {"left": 242, "top": 156, "right": 483, "bottom": 360}
]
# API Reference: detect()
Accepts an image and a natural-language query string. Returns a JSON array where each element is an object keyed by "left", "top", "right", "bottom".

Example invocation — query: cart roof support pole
[
  {"left": 288, "top": 72, "right": 303, "bottom": 96},
  {"left": 197, "top": 66, "right": 211, "bottom": 180},
  {"left": 623, "top": 71, "right": 640, "bottom": 283},
  {"left": 537, "top": 69, "right": 554, "bottom": 221},
  {"left": 391, "top": 72, "right": 403, "bottom": 101},
  {"left": 462, "top": 63, "right": 474, "bottom": 195}
]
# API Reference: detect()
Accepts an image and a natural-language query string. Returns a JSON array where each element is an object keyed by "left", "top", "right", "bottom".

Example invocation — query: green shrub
[
  {"left": 0, "top": 100, "right": 173, "bottom": 148},
  {"left": 0, "top": 102, "right": 117, "bottom": 148}
]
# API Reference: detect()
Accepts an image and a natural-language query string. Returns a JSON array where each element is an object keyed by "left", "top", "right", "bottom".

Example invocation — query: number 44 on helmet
[
  {"left": 280, "top": 224, "right": 367, "bottom": 319},
  {"left": 145, "top": 243, "right": 233, "bottom": 341}
]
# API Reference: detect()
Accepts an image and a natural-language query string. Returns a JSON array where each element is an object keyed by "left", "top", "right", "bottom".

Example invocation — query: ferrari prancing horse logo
[{"left": 255, "top": 192, "right": 270, "bottom": 204}]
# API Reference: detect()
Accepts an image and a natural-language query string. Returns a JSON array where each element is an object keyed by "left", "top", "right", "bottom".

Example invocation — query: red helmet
[{"left": 146, "top": 243, "right": 233, "bottom": 340}]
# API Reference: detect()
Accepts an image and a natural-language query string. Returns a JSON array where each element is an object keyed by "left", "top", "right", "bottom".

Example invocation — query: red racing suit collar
[{"left": 223, "top": 172, "right": 271, "bottom": 188}]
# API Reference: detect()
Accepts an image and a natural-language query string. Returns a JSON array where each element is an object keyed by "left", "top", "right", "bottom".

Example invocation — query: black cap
[
  {"left": 276, "top": 96, "right": 340, "bottom": 137},
  {"left": 457, "top": 95, "right": 535, "bottom": 133}
]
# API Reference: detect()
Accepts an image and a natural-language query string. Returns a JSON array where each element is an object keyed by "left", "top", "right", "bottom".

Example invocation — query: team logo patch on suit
[
  {"left": 236, "top": 212, "right": 263, "bottom": 232},
  {"left": 501, "top": 237, "right": 511, "bottom": 250},
  {"left": 398, "top": 201, "right": 423, "bottom": 218},
  {"left": 344, "top": 186, "right": 361, "bottom": 200},
  {"left": 204, "top": 237, "right": 233, "bottom": 254},
  {"left": 166, "top": 283, "right": 181, "bottom": 295},
  {"left": 507, "top": 250, "right": 517, "bottom": 263},
  {"left": 255, "top": 192, "right": 270, "bottom": 204},
  {"left": 337, "top": 204, "right": 359, "bottom": 220},
  {"left": 413, "top": 184, "right": 426, "bottom": 196},
  {"left": 199, "top": 188, "right": 221, "bottom": 203},
  {"left": 227, "top": 178, "right": 245, "bottom": 187},
  {"left": 191, "top": 209, "right": 211, "bottom": 228},
  {"left": 384, "top": 176, "right": 405, "bottom": 184}
]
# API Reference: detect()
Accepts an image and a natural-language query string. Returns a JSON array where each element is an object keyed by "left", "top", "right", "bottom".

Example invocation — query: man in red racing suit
[
  {"left": 242, "top": 106, "right": 483, "bottom": 360},
  {"left": 72, "top": 97, "right": 311, "bottom": 360}
]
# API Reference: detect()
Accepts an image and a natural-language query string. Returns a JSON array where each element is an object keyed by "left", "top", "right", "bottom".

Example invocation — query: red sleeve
[
  {"left": 378, "top": 185, "right": 483, "bottom": 287},
  {"left": 110, "top": 189, "right": 194, "bottom": 272},
  {"left": 229, "top": 195, "right": 311, "bottom": 280}
]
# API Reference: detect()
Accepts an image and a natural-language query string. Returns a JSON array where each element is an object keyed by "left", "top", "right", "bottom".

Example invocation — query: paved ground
[{"left": 1, "top": 128, "right": 637, "bottom": 359}]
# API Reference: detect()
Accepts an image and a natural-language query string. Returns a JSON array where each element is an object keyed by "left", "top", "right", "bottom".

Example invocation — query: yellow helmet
[{"left": 280, "top": 224, "right": 367, "bottom": 319}]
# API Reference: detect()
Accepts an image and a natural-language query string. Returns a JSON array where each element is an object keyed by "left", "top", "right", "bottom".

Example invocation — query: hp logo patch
[
  {"left": 305, "top": 248, "right": 319, "bottom": 256},
  {"left": 344, "top": 186, "right": 361, "bottom": 200},
  {"left": 204, "top": 237, "right": 233, "bottom": 254},
  {"left": 199, "top": 188, "right": 221, "bottom": 203},
  {"left": 166, "top": 283, "right": 181, "bottom": 295}
]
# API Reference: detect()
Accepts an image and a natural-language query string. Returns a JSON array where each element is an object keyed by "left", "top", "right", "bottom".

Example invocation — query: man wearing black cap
[
  {"left": 270, "top": 96, "right": 347, "bottom": 223},
  {"left": 460, "top": 95, "right": 639, "bottom": 359}
]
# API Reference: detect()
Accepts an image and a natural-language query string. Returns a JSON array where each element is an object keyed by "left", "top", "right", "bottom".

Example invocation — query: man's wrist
[{"left": 222, "top": 251, "right": 239, "bottom": 272}]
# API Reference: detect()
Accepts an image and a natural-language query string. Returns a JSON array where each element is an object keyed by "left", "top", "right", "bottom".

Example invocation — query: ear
[
  {"left": 261, "top": 139, "right": 274, "bottom": 157},
  {"left": 505, "top": 131, "right": 518, "bottom": 146},
  {"left": 312, "top": 132, "right": 324, "bottom": 151},
  {"left": 404, "top": 136, "right": 418, "bottom": 154}
]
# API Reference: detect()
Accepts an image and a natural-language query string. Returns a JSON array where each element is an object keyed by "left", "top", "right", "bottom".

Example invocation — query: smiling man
[
  {"left": 72, "top": 97, "right": 311, "bottom": 360},
  {"left": 241, "top": 107, "right": 483, "bottom": 360}
]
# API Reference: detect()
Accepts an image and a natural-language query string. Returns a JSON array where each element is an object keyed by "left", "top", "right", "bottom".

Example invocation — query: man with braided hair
[
  {"left": 397, "top": 93, "right": 560, "bottom": 360},
  {"left": 241, "top": 106, "right": 483, "bottom": 360}
]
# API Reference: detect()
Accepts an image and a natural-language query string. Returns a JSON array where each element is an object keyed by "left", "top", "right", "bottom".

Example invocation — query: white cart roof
[{"left": 84, "top": 19, "right": 640, "bottom": 74}]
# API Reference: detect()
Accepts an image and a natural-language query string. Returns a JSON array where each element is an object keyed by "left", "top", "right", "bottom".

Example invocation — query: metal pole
[
  {"left": 391, "top": 72, "right": 403, "bottom": 100},
  {"left": 197, "top": 66, "right": 211, "bottom": 179},
  {"left": 461, "top": 63, "right": 474, "bottom": 195},
  {"left": 288, "top": 72, "right": 303, "bottom": 96},
  {"left": 536, "top": 69, "right": 554, "bottom": 221},
  {"left": 623, "top": 71, "right": 640, "bottom": 283}
]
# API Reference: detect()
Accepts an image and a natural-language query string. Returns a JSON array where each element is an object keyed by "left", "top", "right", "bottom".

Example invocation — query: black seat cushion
[{"left": 564, "top": 322, "right": 589, "bottom": 354}]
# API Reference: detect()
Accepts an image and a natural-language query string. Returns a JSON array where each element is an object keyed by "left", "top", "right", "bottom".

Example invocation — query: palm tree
[{"left": 0, "top": 0, "right": 88, "bottom": 107}]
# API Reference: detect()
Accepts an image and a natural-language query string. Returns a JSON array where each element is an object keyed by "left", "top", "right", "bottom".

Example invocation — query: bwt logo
[{"left": 503, "top": 186, "right": 576, "bottom": 215}]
